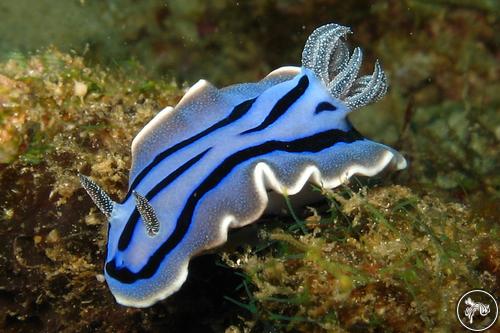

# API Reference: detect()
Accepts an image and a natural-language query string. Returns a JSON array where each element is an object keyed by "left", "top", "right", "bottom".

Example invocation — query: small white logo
[
  {"left": 457, "top": 289, "right": 498, "bottom": 331},
  {"left": 464, "top": 297, "right": 490, "bottom": 324}
]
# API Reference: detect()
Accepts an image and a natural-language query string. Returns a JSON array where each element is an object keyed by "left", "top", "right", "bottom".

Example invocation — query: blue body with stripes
[{"left": 80, "top": 23, "right": 407, "bottom": 307}]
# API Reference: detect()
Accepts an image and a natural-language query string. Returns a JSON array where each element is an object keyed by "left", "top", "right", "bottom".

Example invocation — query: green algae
[{"left": 223, "top": 186, "right": 498, "bottom": 331}]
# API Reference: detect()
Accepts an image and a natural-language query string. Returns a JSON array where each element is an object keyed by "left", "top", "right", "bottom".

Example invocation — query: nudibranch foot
[{"left": 80, "top": 22, "right": 406, "bottom": 307}]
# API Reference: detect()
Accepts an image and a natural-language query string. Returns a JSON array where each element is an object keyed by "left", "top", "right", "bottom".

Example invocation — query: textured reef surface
[{"left": 0, "top": 1, "right": 499, "bottom": 332}]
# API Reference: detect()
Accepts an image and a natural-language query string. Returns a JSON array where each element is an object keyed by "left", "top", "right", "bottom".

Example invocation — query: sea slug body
[{"left": 80, "top": 23, "right": 407, "bottom": 307}]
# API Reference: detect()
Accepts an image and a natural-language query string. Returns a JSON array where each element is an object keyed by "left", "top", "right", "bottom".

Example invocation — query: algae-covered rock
[
  {"left": 0, "top": 49, "right": 244, "bottom": 332},
  {"left": 223, "top": 185, "right": 498, "bottom": 332}
]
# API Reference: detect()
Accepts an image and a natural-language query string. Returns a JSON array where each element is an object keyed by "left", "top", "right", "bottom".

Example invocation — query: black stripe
[
  {"left": 240, "top": 75, "right": 309, "bottom": 135},
  {"left": 117, "top": 149, "right": 210, "bottom": 251},
  {"left": 315, "top": 102, "right": 337, "bottom": 114},
  {"left": 123, "top": 98, "right": 257, "bottom": 202},
  {"left": 107, "top": 128, "right": 363, "bottom": 283}
]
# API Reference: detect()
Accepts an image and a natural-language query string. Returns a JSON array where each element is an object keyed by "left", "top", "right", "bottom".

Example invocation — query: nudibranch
[{"left": 80, "top": 23, "right": 406, "bottom": 307}]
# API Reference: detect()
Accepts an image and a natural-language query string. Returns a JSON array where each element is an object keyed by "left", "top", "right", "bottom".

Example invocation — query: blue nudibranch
[{"left": 80, "top": 23, "right": 406, "bottom": 307}]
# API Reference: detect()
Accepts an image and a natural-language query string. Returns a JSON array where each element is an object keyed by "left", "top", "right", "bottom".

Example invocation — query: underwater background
[{"left": 0, "top": 0, "right": 498, "bottom": 332}]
